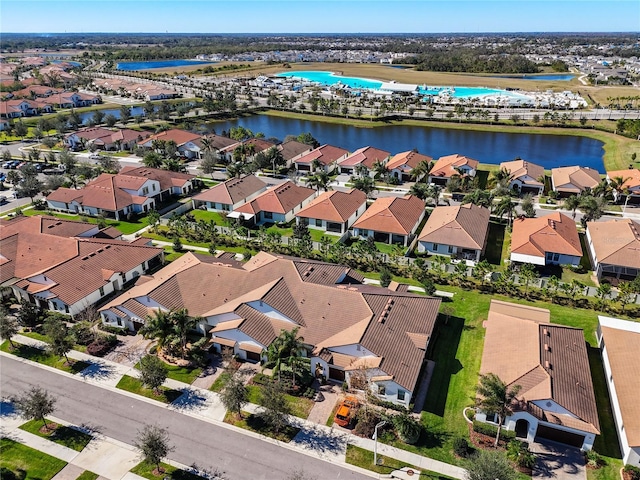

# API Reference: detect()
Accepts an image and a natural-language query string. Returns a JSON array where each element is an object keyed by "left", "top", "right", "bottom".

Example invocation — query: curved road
[{"left": 1, "top": 357, "right": 369, "bottom": 480}]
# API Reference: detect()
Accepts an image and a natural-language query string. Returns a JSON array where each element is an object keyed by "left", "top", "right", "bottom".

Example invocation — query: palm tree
[
  {"left": 264, "top": 328, "right": 306, "bottom": 384},
  {"left": 140, "top": 309, "right": 175, "bottom": 354},
  {"left": 563, "top": 194, "right": 581, "bottom": 219},
  {"left": 476, "top": 373, "right": 521, "bottom": 447},
  {"left": 493, "top": 196, "right": 517, "bottom": 227},
  {"left": 463, "top": 189, "right": 492, "bottom": 208},
  {"left": 305, "top": 171, "right": 331, "bottom": 191},
  {"left": 371, "top": 160, "right": 389, "bottom": 181},
  {"left": 171, "top": 309, "right": 197, "bottom": 359}
]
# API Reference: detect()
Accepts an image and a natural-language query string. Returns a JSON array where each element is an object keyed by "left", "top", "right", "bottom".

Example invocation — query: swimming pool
[{"left": 276, "top": 71, "right": 526, "bottom": 99}]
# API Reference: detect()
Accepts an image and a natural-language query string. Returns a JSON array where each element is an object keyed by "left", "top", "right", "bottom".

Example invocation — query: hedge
[{"left": 472, "top": 420, "right": 516, "bottom": 441}]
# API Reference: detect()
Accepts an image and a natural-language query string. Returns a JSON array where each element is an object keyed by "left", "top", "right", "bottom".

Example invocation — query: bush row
[{"left": 472, "top": 420, "right": 516, "bottom": 441}]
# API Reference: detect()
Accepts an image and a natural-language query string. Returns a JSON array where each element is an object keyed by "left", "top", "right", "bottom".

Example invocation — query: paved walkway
[
  {"left": 2, "top": 334, "right": 468, "bottom": 480},
  {"left": 306, "top": 381, "right": 340, "bottom": 425}
]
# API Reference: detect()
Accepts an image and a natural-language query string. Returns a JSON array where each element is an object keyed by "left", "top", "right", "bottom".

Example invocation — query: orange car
[{"left": 334, "top": 396, "right": 359, "bottom": 427}]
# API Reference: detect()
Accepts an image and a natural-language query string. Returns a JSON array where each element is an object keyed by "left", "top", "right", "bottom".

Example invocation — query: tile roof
[
  {"left": 606, "top": 168, "right": 640, "bottom": 191},
  {"left": 500, "top": 159, "right": 545, "bottom": 187},
  {"left": 586, "top": 219, "right": 640, "bottom": 269},
  {"left": 598, "top": 317, "right": 640, "bottom": 447},
  {"left": 352, "top": 195, "right": 425, "bottom": 235},
  {"left": 194, "top": 134, "right": 238, "bottom": 151},
  {"left": 192, "top": 175, "right": 267, "bottom": 205},
  {"left": 418, "top": 203, "right": 490, "bottom": 250},
  {"left": 234, "top": 181, "right": 316, "bottom": 216},
  {"left": 295, "top": 189, "right": 366, "bottom": 223},
  {"left": 481, "top": 300, "right": 600, "bottom": 435},
  {"left": 429, "top": 154, "right": 479, "bottom": 178},
  {"left": 511, "top": 212, "right": 582, "bottom": 258},
  {"left": 0, "top": 215, "right": 97, "bottom": 239},
  {"left": 118, "top": 166, "right": 195, "bottom": 191},
  {"left": 277, "top": 140, "right": 313, "bottom": 161},
  {"left": 295, "top": 144, "right": 349, "bottom": 166},
  {"left": 138, "top": 128, "right": 201, "bottom": 147},
  {"left": 551, "top": 166, "right": 601, "bottom": 193},
  {"left": 386, "top": 150, "right": 433, "bottom": 173},
  {"left": 338, "top": 146, "right": 391, "bottom": 169}
]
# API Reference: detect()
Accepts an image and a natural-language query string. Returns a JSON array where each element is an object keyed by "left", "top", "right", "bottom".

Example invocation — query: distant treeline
[{"left": 400, "top": 51, "right": 540, "bottom": 74}]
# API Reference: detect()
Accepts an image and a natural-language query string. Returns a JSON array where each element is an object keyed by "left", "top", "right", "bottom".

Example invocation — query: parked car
[
  {"left": 2, "top": 161, "right": 12, "bottom": 169},
  {"left": 89, "top": 153, "right": 101, "bottom": 160},
  {"left": 8, "top": 161, "right": 21, "bottom": 169},
  {"left": 43, "top": 166, "right": 66, "bottom": 175},
  {"left": 0, "top": 173, "right": 6, "bottom": 182},
  {"left": 0, "top": 196, "right": 8, "bottom": 205},
  {"left": 334, "top": 396, "right": 359, "bottom": 428}
]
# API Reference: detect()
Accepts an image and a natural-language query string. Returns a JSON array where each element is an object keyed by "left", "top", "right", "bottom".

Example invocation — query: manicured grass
[
  {"left": 131, "top": 461, "right": 204, "bottom": 480},
  {"left": 115, "top": 375, "right": 183, "bottom": 404},
  {"left": 135, "top": 360, "right": 202, "bottom": 385},
  {"left": 19, "top": 418, "right": 92, "bottom": 452},
  {"left": 0, "top": 437, "right": 68, "bottom": 480},
  {"left": 189, "top": 209, "right": 228, "bottom": 225},
  {"left": 209, "top": 371, "right": 231, "bottom": 392},
  {"left": 560, "top": 266, "right": 596, "bottom": 287},
  {"left": 345, "top": 444, "right": 455, "bottom": 479},
  {"left": 326, "top": 402, "right": 340, "bottom": 427},
  {"left": 19, "top": 330, "right": 88, "bottom": 353},
  {"left": 223, "top": 410, "right": 300, "bottom": 442},
  {"left": 245, "top": 384, "right": 314, "bottom": 419},
  {"left": 587, "top": 460, "right": 625, "bottom": 480},
  {"left": 76, "top": 471, "right": 100, "bottom": 480},
  {"left": 22, "top": 209, "right": 149, "bottom": 235},
  {"left": 1, "top": 340, "right": 91, "bottom": 374}
]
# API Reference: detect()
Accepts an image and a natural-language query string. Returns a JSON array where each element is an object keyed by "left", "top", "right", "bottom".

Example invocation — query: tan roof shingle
[
  {"left": 352, "top": 195, "right": 425, "bottom": 235},
  {"left": 418, "top": 203, "right": 490, "bottom": 250}
]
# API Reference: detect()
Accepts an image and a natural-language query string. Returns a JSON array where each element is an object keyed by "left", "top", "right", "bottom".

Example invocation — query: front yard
[
  {"left": 0, "top": 340, "right": 90, "bottom": 374},
  {"left": 19, "top": 418, "right": 93, "bottom": 452},
  {"left": 115, "top": 375, "right": 183, "bottom": 403},
  {"left": 0, "top": 438, "right": 67, "bottom": 480}
]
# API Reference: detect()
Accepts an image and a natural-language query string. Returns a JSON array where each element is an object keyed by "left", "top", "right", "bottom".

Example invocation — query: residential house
[
  {"left": 337, "top": 146, "right": 391, "bottom": 176},
  {"left": 193, "top": 134, "right": 239, "bottom": 160},
  {"left": 99, "top": 251, "right": 440, "bottom": 407},
  {"left": 386, "top": 150, "right": 432, "bottom": 182},
  {"left": 138, "top": 129, "right": 203, "bottom": 159},
  {"left": 352, "top": 195, "right": 426, "bottom": 246},
  {"left": 219, "top": 138, "right": 277, "bottom": 164},
  {"left": 65, "top": 127, "right": 147, "bottom": 151},
  {"left": 477, "top": 300, "right": 600, "bottom": 450},
  {"left": 277, "top": 140, "right": 314, "bottom": 166},
  {"left": 428, "top": 154, "right": 478, "bottom": 186},
  {"left": 118, "top": 166, "right": 195, "bottom": 199},
  {"left": 295, "top": 189, "right": 367, "bottom": 235},
  {"left": 0, "top": 99, "right": 41, "bottom": 118},
  {"left": 500, "top": 159, "right": 545, "bottom": 195},
  {"left": 417, "top": 203, "right": 490, "bottom": 264},
  {"left": 510, "top": 212, "right": 582, "bottom": 267},
  {"left": 597, "top": 316, "right": 640, "bottom": 467},
  {"left": 0, "top": 216, "right": 163, "bottom": 316},
  {"left": 230, "top": 181, "right": 317, "bottom": 224},
  {"left": 606, "top": 168, "right": 640, "bottom": 204},
  {"left": 293, "top": 144, "right": 349, "bottom": 173},
  {"left": 551, "top": 166, "right": 601, "bottom": 196},
  {"left": 586, "top": 219, "right": 640, "bottom": 281},
  {"left": 192, "top": 175, "right": 268, "bottom": 212}
]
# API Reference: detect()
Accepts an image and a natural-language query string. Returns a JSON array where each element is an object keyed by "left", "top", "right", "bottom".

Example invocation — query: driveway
[{"left": 531, "top": 440, "right": 586, "bottom": 480}]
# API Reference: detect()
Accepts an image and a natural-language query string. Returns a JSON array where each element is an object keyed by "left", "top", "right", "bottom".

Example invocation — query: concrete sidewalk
[{"left": 4, "top": 334, "right": 467, "bottom": 480}]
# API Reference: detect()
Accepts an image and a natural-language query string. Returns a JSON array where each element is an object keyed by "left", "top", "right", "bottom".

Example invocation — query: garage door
[
  {"left": 535, "top": 425, "right": 585, "bottom": 448},
  {"left": 329, "top": 367, "right": 345, "bottom": 382}
]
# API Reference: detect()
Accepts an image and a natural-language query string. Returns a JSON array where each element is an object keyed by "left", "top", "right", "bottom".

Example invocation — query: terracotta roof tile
[
  {"left": 352, "top": 195, "right": 425, "bottom": 235},
  {"left": 338, "top": 146, "right": 391, "bottom": 169},
  {"left": 429, "top": 154, "right": 478, "bottom": 178},
  {"left": 387, "top": 150, "right": 433, "bottom": 173},
  {"left": 587, "top": 219, "right": 640, "bottom": 269},
  {"left": 606, "top": 168, "right": 640, "bottom": 191},
  {"left": 295, "top": 144, "right": 349, "bottom": 166},
  {"left": 511, "top": 212, "right": 582, "bottom": 258},
  {"left": 138, "top": 128, "right": 201, "bottom": 147},
  {"left": 192, "top": 175, "right": 267, "bottom": 205},
  {"left": 418, "top": 203, "right": 490, "bottom": 250},
  {"left": 234, "top": 181, "right": 316, "bottom": 216},
  {"left": 295, "top": 189, "right": 366, "bottom": 223},
  {"left": 500, "top": 159, "right": 545, "bottom": 187},
  {"left": 551, "top": 166, "right": 601, "bottom": 193}
]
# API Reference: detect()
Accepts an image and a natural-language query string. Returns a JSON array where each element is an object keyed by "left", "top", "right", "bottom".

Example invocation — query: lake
[
  {"left": 116, "top": 59, "right": 217, "bottom": 71},
  {"left": 207, "top": 115, "right": 605, "bottom": 172},
  {"left": 78, "top": 106, "right": 146, "bottom": 124},
  {"left": 491, "top": 74, "right": 576, "bottom": 81}
]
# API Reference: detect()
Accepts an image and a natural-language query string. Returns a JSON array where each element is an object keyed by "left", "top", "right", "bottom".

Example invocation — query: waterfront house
[
  {"left": 428, "top": 154, "right": 478, "bottom": 186},
  {"left": 293, "top": 144, "right": 349, "bottom": 174},
  {"left": 99, "top": 251, "right": 440, "bottom": 407},
  {"left": 597, "top": 316, "right": 640, "bottom": 467},
  {"left": 337, "top": 146, "right": 391, "bottom": 176},
  {"left": 551, "top": 166, "right": 601, "bottom": 196},
  {"left": 477, "top": 300, "right": 600, "bottom": 450},
  {"left": 386, "top": 150, "right": 432, "bottom": 182},
  {"left": 294, "top": 189, "right": 367, "bottom": 235},
  {"left": 586, "top": 219, "right": 640, "bottom": 281},
  {"left": 500, "top": 159, "right": 545, "bottom": 195},
  {"left": 606, "top": 168, "right": 640, "bottom": 204},
  {"left": 510, "top": 212, "right": 582, "bottom": 267},
  {"left": 65, "top": 127, "right": 147, "bottom": 151},
  {"left": 417, "top": 203, "right": 490, "bottom": 264},
  {"left": 277, "top": 140, "right": 314, "bottom": 166},
  {"left": 352, "top": 195, "right": 426, "bottom": 246},
  {"left": 194, "top": 134, "right": 241, "bottom": 160},
  {"left": 138, "top": 129, "right": 203, "bottom": 159},
  {"left": 230, "top": 181, "right": 317, "bottom": 224},
  {"left": 192, "top": 175, "right": 268, "bottom": 212}
]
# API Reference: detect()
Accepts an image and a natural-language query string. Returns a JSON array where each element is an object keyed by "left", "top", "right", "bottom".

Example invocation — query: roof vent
[
  {"left": 545, "top": 360, "right": 551, "bottom": 369},
  {"left": 543, "top": 327, "right": 548, "bottom": 336},
  {"left": 544, "top": 343, "right": 550, "bottom": 351}
]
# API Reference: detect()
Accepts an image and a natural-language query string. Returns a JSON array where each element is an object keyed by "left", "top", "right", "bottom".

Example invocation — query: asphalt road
[{"left": 1, "top": 357, "right": 369, "bottom": 480}]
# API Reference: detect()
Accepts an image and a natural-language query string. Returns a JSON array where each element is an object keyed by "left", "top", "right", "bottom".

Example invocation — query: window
[
  {"left": 142, "top": 187, "right": 149, "bottom": 195},
  {"left": 64, "top": 305, "right": 69, "bottom": 314},
  {"left": 99, "top": 286, "right": 105, "bottom": 297},
  {"left": 448, "top": 245, "right": 454, "bottom": 254},
  {"left": 264, "top": 211, "right": 273, "bottom": 220},
  {"left": 116, "top": 318, "right": 122, "bottom": 326},
  {"left": 378, "top": 384, "right": 386, "bottom": 395},
  {"left": 433, "top": 243, "right": 438, "bottom": 251},
  {"left": 397, "top": 389, "right": 405, "bottom": 401},
  {"left": 152, "top": 184, "right": 156, "bottom": 191},
  {"left": 315, "top": 218, "right": 322, "bottom": 227},
  {"left": 360, "top": 229, "right": 369, "bottom": 236}
]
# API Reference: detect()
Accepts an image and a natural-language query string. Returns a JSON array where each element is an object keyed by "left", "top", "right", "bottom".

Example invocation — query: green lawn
[
  {"left": 0, "top": 340, "right": 90, "bottom": 374},
  {"left": 131, "top": 461, "right": 204, "bottom": 480},
  {"left": 22, "top": 209, "right": 149, "bottom": 235},
  {"left": 19, "top": 330, "right": 88, "bottom": 353},
  {"left": 0, "top": 438, "right": 68, "bottom": 480},
  {"left": 189, "top": 209, "right": 228, "bottom": 225},
  {"left": 345, "top": 444, "right": 455, "bottom": 479},
  {"left": 115, "top": 375, "right": 183, "bottom": 404},
  {"left": 19, "top": 418, "right": 93, "bottom": 452},
  {"left": 224, "top": 410, "right": 300, "bottom": 442},
  {"left": 135, "top": 360, "right": 202, "bottom": 385},
  {"left": 76, "top": 471, "right": 100, "bottom": 480},
  {"left": 245, "top": 384, "right": 315, "bottom": 419},
  {"left": 209, "top": 371, "right": 231, "bottom": 392}
]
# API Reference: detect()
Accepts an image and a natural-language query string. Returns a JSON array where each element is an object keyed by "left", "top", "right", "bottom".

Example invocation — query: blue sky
[{"left": 1, "top": 0, "right": 638, "bottom": 33}]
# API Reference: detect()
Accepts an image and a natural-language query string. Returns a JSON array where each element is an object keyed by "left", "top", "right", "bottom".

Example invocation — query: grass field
[
  {"left": 245, "top": 384, "right": 315, "bottom": 419},
  {"left": 115, "top": 375, "right": 183, "bottom": 403},
  {"left": 76, "top": 471, "right": 100, "bottom": 480},
  {"left": 0, "top": 340, "right": 90, "bottom": 374},
  {"left": 223, "top": 410, "right": 300, "bottom": 442},
  {"left": 19, "top": 418, "right": 93, "bottom": 452},
  {"left": 0, "top": 438, "right": 68, "bottom": 480},
  {"left": 345, "top": 444, "right": 456, "bottom": 478},
  {"left": 131, "top": 461, "right": 204, "bottom": 480}
]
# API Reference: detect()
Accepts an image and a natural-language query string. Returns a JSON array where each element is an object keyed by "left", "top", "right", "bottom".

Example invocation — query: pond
[
  {"left": 77, "top": 106, "right": 146, "bottom": 124},
  {"left": 116, "top": 59, "right": 217, "bottom": 71},
  {"left": 206, "top": 114, "right": 605, "bottom": 172}
]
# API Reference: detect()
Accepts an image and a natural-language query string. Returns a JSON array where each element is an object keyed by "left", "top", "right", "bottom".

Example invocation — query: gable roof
[
  {"left": 295, "top": 189, "right": 366, "bottom": 223},
  {"left": 0, "top": 215, "right": 97, "bottom": 239},
  {"left": 138, "top": 128, "right": 201, "bottom": 147},
  {"left": 386, "top": 150, "right": 432, "bottom": 173},
  {"left": 586, "top": 219, "right": 640, "bottom": 269},
  {"left": 277, "top": 140, "right": 313, "bottom": 161},
  {"left": 295, "top": 144, "right": 349, "bottom": 166},
  {"left": 234, "top": 181, "right": 316, "bottom": 216},
  {"left": 192, "top": 175, "right": 267, "bottom": 205},
  {"left": 418, "top": 203, "right": 490, "bottom": 250},
  {"left": 352, "top": 195, "right": 425, "bottom": 235},
  {"left": 481, "top": 300, "right": 600, "bottom": 434},
  {"left": 500, "top": 159, "right": 545, "bottom": 187},
  {"left": 194, "top": 133, "right": 239, "bottom": 151},
  {"left": 430, "top": 154, "right": 479, "bottom": 178},
  {"left": 606, "top": 168, "right": 640, "bottom": 191},
  {"left": 511, "top": 212, "right": 582, "bottom": 258},
  {"left": 339, "top": 146, "right": 391, "bottom": 169},
  {"left": 551, "top": 166, "right": 601, "bottom": 193},
  {"left": 118, "top": 166, "right": 194, "bottom": 190}
]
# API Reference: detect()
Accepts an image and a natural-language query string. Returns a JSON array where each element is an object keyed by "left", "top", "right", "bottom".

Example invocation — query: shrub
[
  {"left": 70, "top": 321, "right": 96, "bottom": 345},
  {"left": 392, "top": 412, "right": 422, "bottom": 444},
  {"left": 87, "top": 341, "right": 111, "bottom": 356},
  {"left": 585, "top": 450, "right": 605, "bottom": 469},
  {"left": 453, "top": 436, "right": 471, "bottom": 457},
  {"left": 252, "top": 373, "right": 272, "bottom": 386},
  {"left": 624, "top": 465, "right": 640, "bottom": 480},
  {"left": 98, "top": 323, "right": 128, "bottom": 335},
  {"left": 472, "top": 420, "right": 516, "bottom": 441},
  {"left": 354, "top": 407, "right": 385, "bottom": 438}
]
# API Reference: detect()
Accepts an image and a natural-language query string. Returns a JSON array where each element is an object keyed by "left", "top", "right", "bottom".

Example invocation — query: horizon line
[{"left": 2, "top": 31, "right": 638, "bottom": 35}]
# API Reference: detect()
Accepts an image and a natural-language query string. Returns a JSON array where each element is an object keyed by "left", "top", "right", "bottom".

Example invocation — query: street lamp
[{"left": 373, "top": 420, "right": 386, "bottom": 466}]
